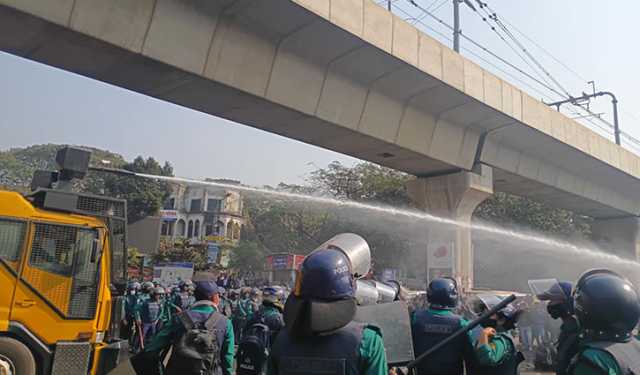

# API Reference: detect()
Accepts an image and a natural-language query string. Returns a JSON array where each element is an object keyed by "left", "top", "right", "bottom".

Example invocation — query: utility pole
[
  {"left": 387, "top": 0, "right": 391, "bottom": 11},
  {"left": 453, "top": 0, "right": 460, "bottom": 52},
  {"left": 452, "top": 0, "right": 476, "bottom": 52}
]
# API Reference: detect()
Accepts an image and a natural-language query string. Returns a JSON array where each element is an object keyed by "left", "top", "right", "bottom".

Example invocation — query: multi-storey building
[{"left": 159, "top": 179, "right": 245, "bottom": 245}]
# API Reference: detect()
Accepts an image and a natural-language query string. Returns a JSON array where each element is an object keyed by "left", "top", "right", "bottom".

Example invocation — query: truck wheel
[{"left": 0, "top": 337, "right": 36, "bottom": 375}]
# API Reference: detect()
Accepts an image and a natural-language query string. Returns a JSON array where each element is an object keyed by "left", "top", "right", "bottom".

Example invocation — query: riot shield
[
  {"left": 353, "top": 301, "right": 414, "bottom": 366},
  {"left": 528, "top": 278, "right": 567, "bottom": 302}
]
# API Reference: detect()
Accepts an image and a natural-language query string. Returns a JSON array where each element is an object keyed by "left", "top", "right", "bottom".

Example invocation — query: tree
[
  {"left": 228, "top": 241, "right": 266, "bottom": 272},
  {"left": 308, "top": 161, "right": 412, "bottom": 206},
  {"left": 85, "top": 156, "right": 174, "bottom": 223},
  {"left": 153, "top": 240, "right": 209, "bottom": 270},
  {"left": 474, "top": 192, "right": 592, "bottom": 237}
]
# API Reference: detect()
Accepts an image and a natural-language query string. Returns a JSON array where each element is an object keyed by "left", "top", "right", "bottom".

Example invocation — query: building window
[
  {"left": 207, "top": 199, "right": 222, "bottom": 212},
  {"left": 194, "top": 220, "right": 200, "bottom": 238},
  {"left": 161, "top": 221, "right": 174, "bottom": 236},
  {"left": 233, "top": 222, "right": 241, "bottom": 240},
  {"left": 190, "top": 199, "right": 202, "bottom": 213},
  {"left": 214, "top": 221, "right": 224, "bottom": 235},
  {"left": 187, "top": 220, "right": 194, "bottom": 238},
  {"left": 177, "top": 219, "right": 186, "bottom": 236},
  {"left": 226, "top": 221, "right": 233, "bottom": 239},
  {"left": 205, "top": 224, "right": 214, "bottom": 236},
  {"left": 163, "top": 198, "right": 175, "bottom": 210}
]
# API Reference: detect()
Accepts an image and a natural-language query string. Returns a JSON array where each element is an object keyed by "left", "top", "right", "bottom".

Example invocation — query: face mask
[
  {"left": 130, "top": 290, "right": 136, "bottom": 295},
  {"left": 482, "top": 319, "right": 498, "bottom": 329},
  {"left": 547, "top": 303, "right": 565, "bottom": 319}
]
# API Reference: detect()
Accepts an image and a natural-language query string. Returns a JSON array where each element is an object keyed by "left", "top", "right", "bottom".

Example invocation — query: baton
[
  {"left": 135, "top": 321, "right": 145, "bottom": 351},
  {"left": 407, "top": 294, "right": 517, "bottom": 369}
]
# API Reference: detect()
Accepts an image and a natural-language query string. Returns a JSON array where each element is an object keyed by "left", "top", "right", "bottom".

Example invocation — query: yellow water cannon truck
[{"left": 0, "top": 147, "right": 129, "bottom": 375}]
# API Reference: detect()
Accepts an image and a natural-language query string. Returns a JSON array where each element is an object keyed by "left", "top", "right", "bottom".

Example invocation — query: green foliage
[
  {"left": 0, "top": 143, "right": 125, "bottom": 190},
  {"left": 308, "top": 161, "right": 412, "bottom": 206},
  {"left": 474, "top": 192, "right": 592, "bottom": 237},
  {"left": 128, "top": 247, "right": 142, "bottom": 268},
  {"left": 228, "top": 241, "right": 266, "bottom": 272},
  {"left": 153, "top": 240, "right": 209, "bottom": 270},
  {"left": 86, "top": 156, "right": 174, "bottom": 223}
]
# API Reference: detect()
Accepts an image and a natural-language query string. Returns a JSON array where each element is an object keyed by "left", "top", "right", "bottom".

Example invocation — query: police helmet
[
  {"left": 427, "top": 277, "right": 458, "bottom": 309},
  {"left": 153, "top": 286, "right": 166, "bottom": 296},
  {"left": 263, "top": 286, "right": 285, "bottom": 304},
  {"left": 180, "top": 280, "right": 194, "bottom": 290},
  {"left": 476, "top": 294, "right": 521, "bottom": 330},
  {"left": 574, "top": 269, "right": 640, "bottom": 334},
  {"left": 128, "top": 281, "right": 141, "bottom": 291},
  {"left": 537, "top": 281, "right": 574, "bottom": 318},
  {"left": 284, "top": 248, "right": 357, "bottom": 335},
  {"left": 142, "top": 281, "right": 154, "bottom": 293}
]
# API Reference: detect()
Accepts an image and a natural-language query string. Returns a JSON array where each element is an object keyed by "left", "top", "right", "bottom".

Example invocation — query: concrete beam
[
  {"left": 592, "top": 217, "right": 640, "bottom": 260},
  {"left": 2, "top": 0, "right": 640, "bottom": 220}
]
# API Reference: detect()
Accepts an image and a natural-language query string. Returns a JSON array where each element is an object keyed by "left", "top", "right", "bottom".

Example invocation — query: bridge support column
[
  {"left": 591, "top": 217, "right": 640, "bottom": 260},
  {"left": 406, "top": 165, "right": 493, "bottom": 291}
]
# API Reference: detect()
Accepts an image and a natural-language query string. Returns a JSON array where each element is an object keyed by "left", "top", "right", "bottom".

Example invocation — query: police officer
[
  {"left": 141, "top": 280, "right": 236, "bottom": 375},
  {"left": 140, "top": 281, "right": 155, "bottom": 302},
  {"left": 535, "top": 281, "right": 579, "bottom": 375},
  {"left": 411, "top": 277, "right": 474, "bottom": 375},
  {"left": 474, "top": 296, "right": 524, "bottom": 374},
  {"left": 136, "top": 287, "right": 167, "bottom": 346},
  {"left": 123, "top": 282, "right": 141, "bottom": 341},
  {"left": 248, "top": 286, "right": 285, "bottom": 342},
  {"left": 268, "top": 248, "right": 388, "bottom": 375},
  {"left": 568, "top": 269, "right": 640, "bottom": 375},
  {"left": 174, "top": 280, "right": 196, "bottom": 310}
]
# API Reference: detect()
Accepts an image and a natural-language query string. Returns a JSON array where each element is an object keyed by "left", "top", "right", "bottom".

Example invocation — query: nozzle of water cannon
[
  {"left": 313, "top": 233, "right": 371, "bottom": 278},
  {"left": 356, "top": 280, "right": 379, "bottom": 306},
  {"left": 355, "top": 280, "right": 401, "bottom": 305}
]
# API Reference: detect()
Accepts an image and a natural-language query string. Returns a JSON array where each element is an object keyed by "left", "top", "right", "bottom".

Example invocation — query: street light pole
[{"left": 388, "top": 0, "right": 391, "bottom": 11}]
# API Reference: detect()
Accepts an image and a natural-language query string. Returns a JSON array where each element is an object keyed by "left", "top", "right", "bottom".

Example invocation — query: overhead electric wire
[
  {"left": 390, "top": 3, "right": 559, "bottom": 102},
  {"left": 473, "top": 1, "right": 573, "bottom": 99},
  {"left": 480, "top": 3, "right": 589, "bottom": 84},
  {"left": 404, "top": 0, "right": 569, "bottom": 100},
  {"left": 430, "top": 0, "right": 449, "bottom": 13},
  {"left": 393, "top": 0, "right": 640, "bottom": 153},
  {"left": 470, "top": 4, "right": 557, "bottom": 94}
]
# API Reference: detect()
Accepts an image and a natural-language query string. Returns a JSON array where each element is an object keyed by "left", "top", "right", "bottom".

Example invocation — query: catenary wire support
[{"left": 546, "top": 91, "right": 621, "bottom": 145}]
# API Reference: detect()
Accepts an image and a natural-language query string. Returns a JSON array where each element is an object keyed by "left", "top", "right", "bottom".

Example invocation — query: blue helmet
[
  {"left": 574, "top": 269, "right": 640, "bottom": 335},
  {"left": 296, "top": 248, "right": 355, "bottom": 301},
  {"left": 427, "top": 278, "right": 458, "bottom": 309},
  {"left": 285, "top": 248, "right": 357, "bottom": 335},
  {"left": 537, "top": 281, "right": 574, "bottom": 318}
]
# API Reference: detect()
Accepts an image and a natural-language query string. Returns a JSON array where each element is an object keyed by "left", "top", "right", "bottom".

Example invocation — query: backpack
[
  {"left": 236, "top": 323, "right": 270, "bottom": 375},
  {"left": 165, "top": 311, "right": 223, "bottom": 375}
]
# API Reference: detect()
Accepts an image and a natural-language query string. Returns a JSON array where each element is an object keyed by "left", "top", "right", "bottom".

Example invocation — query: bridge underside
[{"left": 1, "top": 0, "right": 640, "bottom": 219}]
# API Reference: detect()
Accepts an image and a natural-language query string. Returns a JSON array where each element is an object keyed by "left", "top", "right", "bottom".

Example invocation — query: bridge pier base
[
  {"left": 592, "top": 217, "right": 640, "bottom": 261},
  {"left": 406, "top": 165, "right": 493, "bottom": 291}
]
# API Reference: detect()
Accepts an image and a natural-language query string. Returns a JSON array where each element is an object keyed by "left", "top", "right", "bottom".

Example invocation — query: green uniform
[
  {"left": 267, "top": 326, "right": 387, "bottom": 375},
  {"left": 570, "top": 345, "right": 622, "bottom": 375},
  {"left": 475, "top": 331, "right": 522, "bottom": 374},
  {"left": 476, "top": 334, "right": 515, "bottom": 365},
  {"left": 145, "top": 303, "right": 235, "bottom": 375}
]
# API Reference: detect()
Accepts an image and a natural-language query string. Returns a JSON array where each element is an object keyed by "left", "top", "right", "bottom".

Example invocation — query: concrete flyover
[{"left": 2, "top": 0, "right": 640, "bottom": 284}]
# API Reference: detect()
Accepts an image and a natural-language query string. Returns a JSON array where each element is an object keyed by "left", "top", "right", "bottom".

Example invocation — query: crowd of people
[
  {"left": 122, "top": 279, "right": 288, "bottom": 354},
  {"left": 123, "top": 234, "right": 640, "bottom": 375}
]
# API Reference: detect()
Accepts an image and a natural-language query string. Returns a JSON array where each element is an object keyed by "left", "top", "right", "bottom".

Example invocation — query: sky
[{"left": 2, "top": 0, "right": 639, "bottom": 186}]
